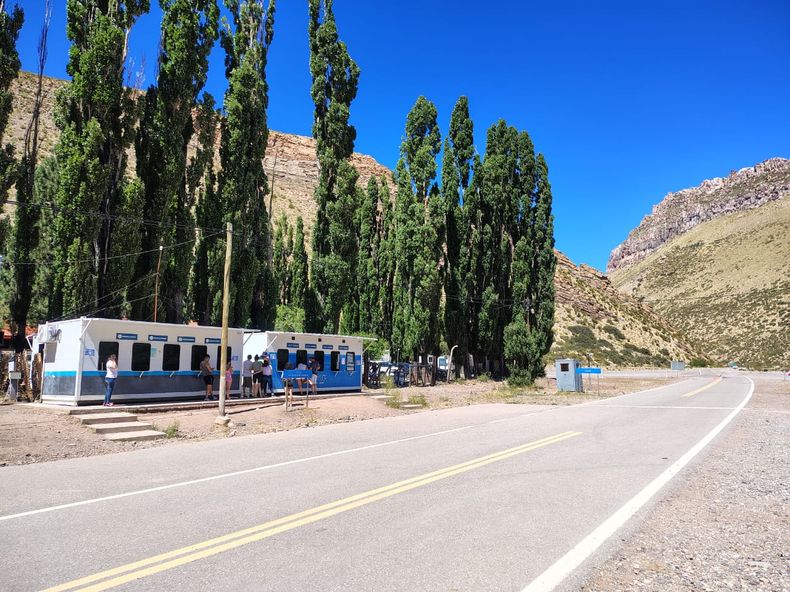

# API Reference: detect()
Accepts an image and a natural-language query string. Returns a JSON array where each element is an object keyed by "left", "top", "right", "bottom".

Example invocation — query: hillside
[
  {"left": 5, "top": 72, "right": 704, "bottom": 368},
  {"left": 551, "top": 252, "right": 706, "bottom": 367},
  {"left": 610, "top": 195, "right": 790, "bottom": 369}
]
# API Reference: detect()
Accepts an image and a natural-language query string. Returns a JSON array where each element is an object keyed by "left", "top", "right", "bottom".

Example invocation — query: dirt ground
[{"left": 0, "top": 373, "right": 681, "bottom": 466}]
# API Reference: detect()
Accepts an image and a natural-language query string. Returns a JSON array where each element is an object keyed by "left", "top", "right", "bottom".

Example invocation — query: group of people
[
  {"left": 197, "top": 353, "right": 321, "bottom": 407},
  {"left": 102, "top": 351, "right": 321, "bottom": 406}
]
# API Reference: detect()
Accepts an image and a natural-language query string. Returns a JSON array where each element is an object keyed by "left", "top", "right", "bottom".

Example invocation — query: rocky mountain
[
  {"left": 6, "top": 72, "right": 705, "bottom": 368},
  {"left": 609, "top": 162, "right": 790, "bottom": 369},
  {"left": 607, "top": 158, "right": 790, "bottom": 273}
]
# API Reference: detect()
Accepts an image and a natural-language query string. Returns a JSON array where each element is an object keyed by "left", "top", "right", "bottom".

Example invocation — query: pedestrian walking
[
  {"left": 103, "top": 354, "right": 118, "bottom": 406},
  {"left": 225, "top": 362, "right": 233, "bottom": 399},
  {"left": 251, "top": 354, "right": 264, "bottom": 397},
  {"left": 242, "top": 355, "right": 253, "bottom": 398},
  {"left": 200, "top": 354, "right": 214, "bottom": 400},
  {"left": 262, "top": 356, "right": 273, "bottom": 397}
]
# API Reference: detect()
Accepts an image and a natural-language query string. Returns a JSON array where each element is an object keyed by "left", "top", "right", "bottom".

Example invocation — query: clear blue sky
[{"left": 13, "top": 0, "right": 790, "bottom": 271}]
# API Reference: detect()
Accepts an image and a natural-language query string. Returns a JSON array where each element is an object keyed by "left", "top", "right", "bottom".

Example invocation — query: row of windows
[
  {"left": 98, "top": 342, "right": 231, "bottom": 373},
  {"left": 274, "top": 349, "right": 355, "bottom": 372}
]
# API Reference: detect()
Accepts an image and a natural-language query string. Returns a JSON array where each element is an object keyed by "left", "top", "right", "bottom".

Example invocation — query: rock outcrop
[{"left": 607, "top": 158, "right": 790, "bottom": 273}]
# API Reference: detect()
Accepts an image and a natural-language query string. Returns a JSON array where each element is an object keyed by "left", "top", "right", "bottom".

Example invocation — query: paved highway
[{"left": 0, "top": 372, "right": 752, "bottom": 591}]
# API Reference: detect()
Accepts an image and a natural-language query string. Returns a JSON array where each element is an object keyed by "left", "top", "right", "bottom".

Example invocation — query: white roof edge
[{"left": 41, "top": 317, "right": 248, "bottom": 331}]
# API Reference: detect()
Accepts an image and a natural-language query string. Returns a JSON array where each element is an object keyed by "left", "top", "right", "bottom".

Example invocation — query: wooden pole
[
  {"left": 153, "top": 245, "right": 163, "bottom": 322},
  {"left": 218, "top": 222, "right": 232, "bottom": 418}
]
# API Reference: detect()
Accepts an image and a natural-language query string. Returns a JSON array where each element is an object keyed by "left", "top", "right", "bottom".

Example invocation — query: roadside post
[{"left": 217, "top": 222, "right": 232, "bottom": 423}]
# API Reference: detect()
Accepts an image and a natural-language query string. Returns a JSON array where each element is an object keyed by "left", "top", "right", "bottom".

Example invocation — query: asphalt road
[{"left": 0, "top": 371, "right": 753, "bottom": 592}]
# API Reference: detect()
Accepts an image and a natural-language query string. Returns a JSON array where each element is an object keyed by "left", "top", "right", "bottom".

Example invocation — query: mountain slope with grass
[
  {"left": 610, "top": 194, "right": 790, "bottom": 369},
  {"left": 551, "top": 252, "right": 706, "bottom": 367}
]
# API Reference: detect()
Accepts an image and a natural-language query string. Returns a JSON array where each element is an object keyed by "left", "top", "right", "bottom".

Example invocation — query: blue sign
[
  {"left": 177, "top": 336, "right": 195, "bottom": 343},
  {"left": 282, "top": 369, "right": 312, "bottom": 379},
  {"left": 84, "top": 348, "right": 95, "bottom": 357},
  {"left": 148, "top": 334, "right": 168, "bottom": 342},
  {"left": 286, "top": 342, "right": 299, "bottom": 349},
  {"left": 305, "top": 343, "right": 317, "bottom": 349},
  {"left": 576, "top": 367, "right": 602, "bottom": 375},
  {"left": 322, "top": 344, "right": 334, "bottom": 350},
  {"left": 116, "top": 333, "right": 137, "bottom": 340},
  {"left": 205, "top": 337, "right": 221, "bottom": 344},
  {"left": 338, "top": 345, "right": 349, "bottom": 351}
]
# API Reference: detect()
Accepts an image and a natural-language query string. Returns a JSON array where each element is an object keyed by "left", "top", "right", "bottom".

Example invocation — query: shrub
[
  {"left": 689, "top": 358, "right": 708, "bottom": 368},
  {"left": 602, "top": 324, "right": 625, "bottom": 340},
  {"left": 164, "top": 421, "right": 179, "bottom": 439}
]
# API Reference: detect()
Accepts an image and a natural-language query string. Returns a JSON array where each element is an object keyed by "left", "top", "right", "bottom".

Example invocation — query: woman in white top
[{"left": 104, "top": 354, "right": 118, "bottom": 407}]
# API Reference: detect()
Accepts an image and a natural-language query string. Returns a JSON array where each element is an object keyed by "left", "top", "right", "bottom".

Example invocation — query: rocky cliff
[{"left": 607, "top": 158, "right": 790, "bottom": 273}]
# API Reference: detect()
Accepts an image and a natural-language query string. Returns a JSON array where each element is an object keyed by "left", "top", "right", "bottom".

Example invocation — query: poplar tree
[
  {"left": 218, "top": 0, "right": 276, "bottom": 328},
  {"left": 50, "top": 0, "right": 149, "bottom": 318},
  {"left": 271, "top": 213, "right": 291, "bottom": 304},
  {"left": 442, "top": 96, "right": 474, "bottom": 374},
  {"left": 131, "top": 0, "right": 219, "bottom": 322},
  {"left": 356, "top": 176, "right": 380, "bottom": 334},
  {"left": 290, "top": 216, "right": 308, "bottom": 309},
  {"left": 308, "top": 0, "right": 360, "bottom": 333},
  {"left": 391, "top": 96, "right": 442, "bottom": 360},
  {"left": 375, "top": 178, "right": 395, "bottom": 342},
  {"left": 0, "top": 0, "right": 23, "bottom": 248}
]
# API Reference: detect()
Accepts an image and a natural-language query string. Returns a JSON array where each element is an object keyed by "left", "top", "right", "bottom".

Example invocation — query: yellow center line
[
  {"left": 42, "top": 431, "right": 582, "bottom": 592},
  {"left": 682, "top": 377, "right": 723, "bottom": 398}
]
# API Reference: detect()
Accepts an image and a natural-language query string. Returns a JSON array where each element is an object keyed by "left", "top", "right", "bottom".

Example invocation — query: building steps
[{"left": 70, "top": 407, "right": 165, "bottom": 441}]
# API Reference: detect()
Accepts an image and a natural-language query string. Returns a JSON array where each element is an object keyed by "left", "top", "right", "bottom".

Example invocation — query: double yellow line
[
  {"left": 682, "top": 377, "right": 722, "bottom": 398},
  {"left": 43, "top": 431, "right": 581, "bottom": 592}
]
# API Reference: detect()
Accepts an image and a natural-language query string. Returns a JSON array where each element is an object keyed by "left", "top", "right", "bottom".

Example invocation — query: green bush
[
  {"left": 507, "top": 369, "right": 533, "bottom": 388},
  {"left": 689, "top": 358, "right": 708, "bottom": 368},
  {"left": 602, "top": 324, "right": 625, "bottom": 340}
]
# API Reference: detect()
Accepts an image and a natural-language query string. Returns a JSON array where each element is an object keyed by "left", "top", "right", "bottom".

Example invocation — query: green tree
[
  {"left": 0, "top": 0, "right": 23, "bottom": 248},
  {"left": 131, "top": 0, "right": 219, "bottom": 322},
  {"left": 218, "top": 0, "right": 276, "bottom": 328},
  {"left": 271, "top": 213, "right": 291, "bottom": 304},
  {"left": 355, "top": 176, "right": 381, "bottom": 333},
  {"left": 391, "top": 96, "right": 442, "bottom": 360},
  {"left": 51, "top": 0, "right": 149, "bottom": 319},
  {"left": 308, "top": 0, "right": 360, "bottom": 333},
  {"left": 289, "top": 216, "right": 308, "bottom": 309}
]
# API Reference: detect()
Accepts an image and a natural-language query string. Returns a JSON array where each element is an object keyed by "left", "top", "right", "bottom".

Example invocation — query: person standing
[
  {"left": 308, "top": 356, "right": 320, "bottom": 400},
  {"left": 225, "top": 362, "right": 234, "bottom": 400},
  {"left": 200, "top": 354, "right": 214, "bottom": 401},
  {"left": 262, "top": 356, "right": 273, "bottom": 397},
  {"left": 283, "top": 362, "right": 294, "bottom": 411},
  {"left": 242, "top": 355, "right": 253, "bottom": 398},
  {"left": 296, "top": 359, "right": 307, "bottom": 398},
  {"left": 103, "top": 354, "right": 118, "bottom": 407},
  {"left": 251, "top": 354, "right": 264, "bottom": 397}
]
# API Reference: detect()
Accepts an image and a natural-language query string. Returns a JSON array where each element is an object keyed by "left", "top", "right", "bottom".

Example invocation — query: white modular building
[{"left": 34, "top": 318, "right": 246, "bottom": 405}]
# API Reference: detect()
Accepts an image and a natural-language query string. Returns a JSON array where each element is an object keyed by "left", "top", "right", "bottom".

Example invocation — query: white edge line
[
  {"left": 0, "top": 424, "right": 476, "bottom": 523},
  {"left": 520, "top": 376, "right": 754, "bottom": 592}
]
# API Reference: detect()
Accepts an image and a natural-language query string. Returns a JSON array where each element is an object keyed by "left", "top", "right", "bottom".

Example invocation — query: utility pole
[
  {"left": 153, "top": 245, "right": 163, "bottom": 322},
  {"left": 218, "top": 222, "right": 232, "bottom": 419}
]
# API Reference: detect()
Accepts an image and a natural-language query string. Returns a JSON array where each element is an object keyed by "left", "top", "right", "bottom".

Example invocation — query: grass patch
[
  {"left": 163, "top": 421, "right": 179, "bottom": 439},
  {"left": 407, "top": 394, "right": 428, "bottom": 407}
]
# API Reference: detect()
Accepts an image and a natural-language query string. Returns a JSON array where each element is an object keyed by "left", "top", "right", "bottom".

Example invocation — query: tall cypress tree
[
  {"left": 290, "top": 216, "right": 308, "bottom": 310},
  {"left": 219, "top": 0, "right": 276, "bottom": 328},
  {"left": 376, "top": 177, "right": 395, "bottom": 343},
  {"left": 131, "top": 0, "right": 219, "bottom": 322},
  {"left": 51, "top": 0, "right": 149, "bottom": 318},
  {"left": 0, "top": 0, "right": 23, "bottom": 249},
  {"left": 391, "top": 96, "right": 442, "bottom": 360},
  {"left": 307, "top": 0, "right": 360, "bottom": 333},
  {"left": 442, "top": 96, "right": 474, "bottom": 374}
]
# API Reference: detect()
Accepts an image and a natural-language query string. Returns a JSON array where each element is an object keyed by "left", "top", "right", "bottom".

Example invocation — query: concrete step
[
  {"left": 74, "top": 412, "right": 138, "bottom": 425},
  {"left": 400, "top": 404, "right": 424, "bottom": 409},
  {"left": 369, "top": 394, "right": 391, "bottom": 400},
  {"left": 91, "top": 422, "right": 154, "bottom": 434},
  {"left": 104, "top": 430, "right": 165, "bottom": 442},
  {"left": 68, "top": 407, "right": 119, "bottom": 416}
]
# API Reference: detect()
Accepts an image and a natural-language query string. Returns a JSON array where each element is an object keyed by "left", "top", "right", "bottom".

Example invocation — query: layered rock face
[{"left": 607, "top": 158, "right": 790, "bottom": 273}]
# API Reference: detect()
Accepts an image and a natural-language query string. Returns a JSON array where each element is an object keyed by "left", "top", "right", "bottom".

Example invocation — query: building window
[
  {"left": 216, "top": 346, "right": 232, "bottom": 368},
  {"left": 163, "top": 344, "right": 180, "bottom": 371},
  {"left": 277, "top": 349, "right": 290, "bottom": 369},
  {"left": 191, "top": 345, "right": 208, "bottom": 371},
  {"left": 44, "top": 343, "right": 57, "bottom": 363},
  {"left": 346, "top": 352, "right": 355, "bottom": 370},
  {"left": 98, "top": 342, "right": 119, "bottom": 371},
  {"left": 131, "top": 343, "right": 151, "bottom": 372},
  {"left": 560, "top": 363, "right": 569, "bottom": 372},
  {"left": 313, "top": 351, "right": 324, "bottom": 371},
  {"left": 296, "top": 349, "right": 308, "bottom": 367},
  {"left": 330, "top": 351, "right": 340, "bottom": 372}
]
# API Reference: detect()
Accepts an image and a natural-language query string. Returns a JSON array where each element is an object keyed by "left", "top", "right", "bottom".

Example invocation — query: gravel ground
[{"left": 579, "top": 373, "right": 790, "bottom": 592}]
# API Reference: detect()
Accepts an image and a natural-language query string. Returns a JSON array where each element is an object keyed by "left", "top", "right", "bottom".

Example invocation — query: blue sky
[{"left": 13, "top": 0, "right": 790, "bottom": 271}]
